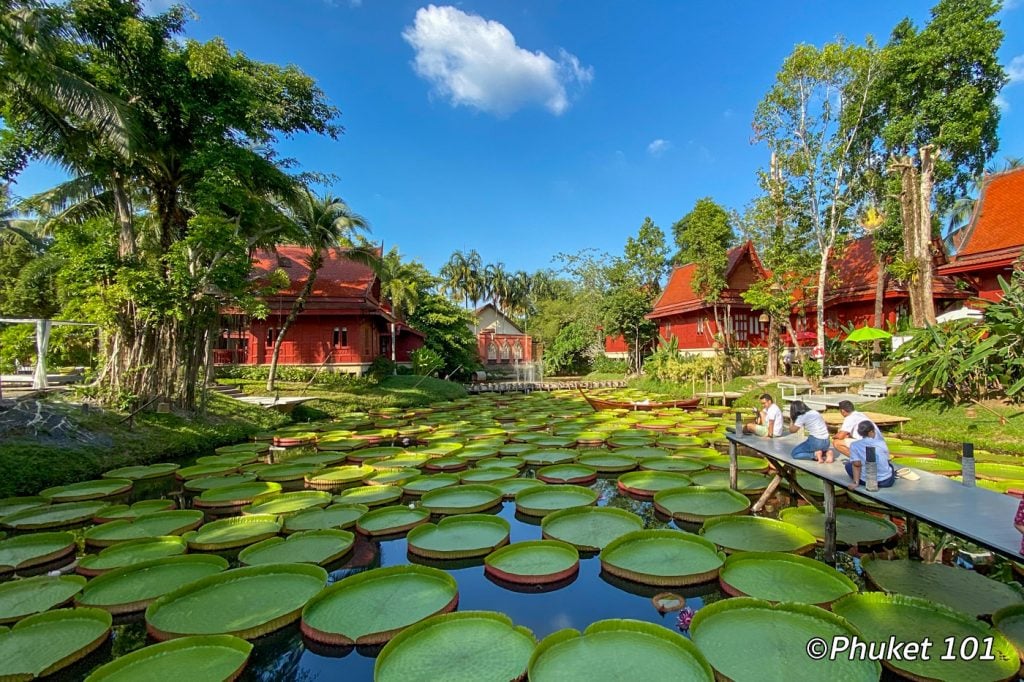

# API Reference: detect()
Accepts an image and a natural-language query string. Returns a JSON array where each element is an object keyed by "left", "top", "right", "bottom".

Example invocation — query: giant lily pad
[
  {"left": 975, "top": 463, "right": 1024, "bottom": 482},
  {"left": 617, "top": 471, "right": 692, "bottom": 497},
  {"left": 0, "top": 497, "right": 48, "bottom": 518},
  {"left": 0, "top": 608, "right": 112, "bottom": 680},
  {"left": 238, "top": 529, "right": 355, "bottom": 566},
  {"left": 522, "top": 450, "right": 578, "bottom": 466},
  {"left": 356, "top": 506, "right": 431, "bottom": 536},
  {"left": 193, "top": 481, "right": 283, "bottom": 509},
  {"left": 102, "top": 463, "right": 180, "bottom": 480},
  {"left": 536, "top": 464, "right": 598, "bottom": 485},
  {"left": 690, "top": 597, "right": 880, "bottom": 681},
  {"left": 639, "top": 457, "right": 708, "bottom": 474},
  {"left": 305, "top": 465, "right": 374, "bottom": 491},
  {"left": 242, "top": 491, "right": 332, "bottom": 516},
  {"left": 861, "top": 558, "right": 1024, "bottom": 618},
  {"left": 577, "top": 452, "right": 637, "bottom": 473},
  {"left": 85, "top": 510, "right": 205, "bottom": 548},
  {"left": 146, "top": 563, "right": 328, "bottom": 640},
  {"left": 256, "top": 462, "right": 324, "bottom": 483},
  {"left": 833, "top": 592, "right": 1018, "bottom": 681},
  {"left": 494, "top": 478, "right": 546, "bottom": 500},
  {"left": 459, "top": 467, "right": 520, "bottom": 484},
  {"left": 600, "top": 529, "right": 724, "bottom": 586},
  {"left": 283, "top": 504, "right": 368, "bottom": 534},
  {"left": 701, "top": 455, "right": 769, "bottom": 472},
  {"left": 176, "top": 463, "right": 239, "bottom": 480},
  {"left": 887, "top": 443, "right": 937, "bottom": 457},
  {"left": 407, "top": 514, "right": 510, "bottom": 559},
  {"left": 485, "top": 540, "right": 580, "bottom": 584},
  {"left": 420, "top": 484, "right": 503, "bottom": 515},
  {"left": 2, "top": 501, "right": 109, "bottom": 530},
  {"left": 375, "top": 611, "right": 535, "bottom": 682},
  {"left": 302, "top": 564, "right": 458, "bottom": 645},
  {"left": 701, "top": 516, "right": 817, "bottom": 554},
  {"left": 0, "top": 575, "right": 87, "bottom": 623},
  {"left": 778, "top": 506, "right": 899, "bottom": 547},
  {"left": 183, "top": 515, "right": 282, "bottom": 551},
  {"left": 688, "top": 470, "right": 773, "bottom": 494},
  {"left": 540, "top": 507, "right": 644, "bottom": 552},
  {"left": 719, "top": 552, "right": 857, "bottom": 606},
  {"left": 76, "top": 537, "right": 188, "bottom": 577},
  {"left": 93, "top": 499, "right": 176, "bottom": 523},
  {"left": 0, "top": 531, "right": 76, "bottom": 576},
  {"left": 182, "top": 473, "right": 257, "bottom": 493},
  {"left": 993, "top": 604, "right": 1024, "bottom": 662},
  {"left": 334, "top": 484, "right": 403, "bottom": 507},
  {"left": 653, "top": 486, "right": 751, "bottom": 523},
  {"left": 612, "top": 447, "right": 669, "bottom": 460},
  {"left": 515, "top": 485, "right": 598, "bottom": 517},
  {"left": 423, "top": 456, "right": 468, "bottom": 472},
  {"left": 528, "top": 618, "right": 713, "bottom": 682},
  {"left": 39, "top": 479, "right": 133, "bottom": 503},
  {"left": 403, "top": 474, "right": 459, "bottom": 496},
  {"left": 84, "top": 635, "right": 253, "bottom": 681},
  {"left": 891, "top": 457, "right": 961, "bottom": 475},
  {"left": 75, "top": 555, "right": 229, "bottom": 614}
]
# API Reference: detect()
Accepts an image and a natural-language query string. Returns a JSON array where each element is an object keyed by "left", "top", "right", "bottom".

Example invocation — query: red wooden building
[
  {"left": 938, "top": 167, "right": 1024, "bottom": 301},
  {"left": 471, "top": 304, "right": 535, "bottom": 366},
  {"left": 644, "top": 241, "right": 770, "bottom": 354},
  {"left": 215, "top": 246, "right": 423, "bottom": 374}
]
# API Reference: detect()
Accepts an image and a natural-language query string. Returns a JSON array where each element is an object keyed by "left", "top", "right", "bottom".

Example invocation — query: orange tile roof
[
  {"left": 941, "top": 167, "right": 1024, "bottom": 271},
  {"left": 251, "top": 246, "right": 378, "bottom": 300},
  {"left": 649, "top": 242, "right": 763, "bottom": 318}
]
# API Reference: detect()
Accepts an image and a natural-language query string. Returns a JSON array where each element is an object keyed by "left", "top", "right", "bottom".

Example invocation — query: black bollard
[
  {"left": 961, "top": 442, "right": 976, "bottom": 487},
  {"left": 865, "top": 446, "right": 879, "bottom": 492}
]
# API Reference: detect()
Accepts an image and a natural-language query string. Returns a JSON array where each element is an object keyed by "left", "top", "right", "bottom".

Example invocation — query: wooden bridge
[{"left": 465, "top": 380, "right": 628, "bottom": 394}]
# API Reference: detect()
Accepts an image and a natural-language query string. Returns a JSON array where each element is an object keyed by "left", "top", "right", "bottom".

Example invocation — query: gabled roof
[
  {"left": 940, "top": 167, "right": 1024, "bottom": 273},
  {"left": 473, "top": 303, "right": 525, "bottom": 335},
  {"left": 251, "top": 246, "right": 379, "bottom": 300},
  {"left": 648, "top": 241, "right": 765, "bottom": 319}
]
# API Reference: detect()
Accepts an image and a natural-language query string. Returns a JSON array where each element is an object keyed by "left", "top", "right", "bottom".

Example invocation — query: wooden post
[
  {"left": 751, "top": 473, "right": 783, "bottom": 512},
  {"left": 907, "top": 516, "right": 921, "bottom": 559},
  {"left": 823, "top": 481, "right": 837, "bottom": 564},
  {"left": 729, "top": 439, "right": 738, "bottom": 490}
]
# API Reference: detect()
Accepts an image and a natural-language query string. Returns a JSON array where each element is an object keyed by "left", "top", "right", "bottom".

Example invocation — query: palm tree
[
  {"left": 266, "top": 190, "right": 370, "bottom": 391},
  {"left": 484, "top": 262, "right": 512, "bottom": 314},
  {"left": 377, "top": 247, "right": 422, "bottom": 370}
]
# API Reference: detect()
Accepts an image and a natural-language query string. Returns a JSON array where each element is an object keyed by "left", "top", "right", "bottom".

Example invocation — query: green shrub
[
  {"left": 592, "top": 355, "right": 628, "bottom": 374},
  {"left": 410, "top": 346, "right": 444, "bottom": 375},
  {"left": 368, "top": 356, "right": 397, "bottom": 382}
]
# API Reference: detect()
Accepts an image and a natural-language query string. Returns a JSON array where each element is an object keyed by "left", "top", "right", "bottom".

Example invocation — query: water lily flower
[{"left": 676, "top": 606, "right": 695, "bottom": 631}]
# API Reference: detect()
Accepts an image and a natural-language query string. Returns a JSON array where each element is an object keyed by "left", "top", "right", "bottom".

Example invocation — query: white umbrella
[{"left": 935, "top": 306, "right": 983, "bottom": 324}]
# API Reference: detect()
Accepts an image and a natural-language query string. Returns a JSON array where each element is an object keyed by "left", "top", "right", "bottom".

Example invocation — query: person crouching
[{"left": 845, "top": 421, "right": 895, "bottom": 489}]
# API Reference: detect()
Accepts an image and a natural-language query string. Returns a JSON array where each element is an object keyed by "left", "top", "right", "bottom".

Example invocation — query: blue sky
[{"left": 14, "top": 0, "right": 1024, "bottom": 274}]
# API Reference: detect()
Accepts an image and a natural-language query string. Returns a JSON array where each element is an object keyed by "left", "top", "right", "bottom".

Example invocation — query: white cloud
[
  {"left": 402, "top": 5, "right": 593, "bottom": 116},
  {"left": 647, "top": 139, "right": 671, "bottom": 156},
  {"left": 1008, "top": 55, "right": 1024, "bottom": 84},
  {"left": 1004, "top": 0, "right": 1019, "bottom": 10},
  {"left": 722, "top": 108, "right": 735, "bottom": 119},
  {"left": 996, "top": 94, "right": 1010, "bottom": 112}
]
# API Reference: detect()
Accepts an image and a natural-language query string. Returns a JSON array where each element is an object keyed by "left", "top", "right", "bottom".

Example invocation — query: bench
[{"left": 860, "top": 382, "right": 889, "bottom": 399}]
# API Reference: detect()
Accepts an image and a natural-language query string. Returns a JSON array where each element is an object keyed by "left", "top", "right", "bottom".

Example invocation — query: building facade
[{"left": 471, "top": 303, "right": 535, "bottom": 367}]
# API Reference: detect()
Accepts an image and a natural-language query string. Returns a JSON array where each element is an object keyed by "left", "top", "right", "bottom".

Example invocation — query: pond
[{"left": 1, "top": 390, "right": 1019, "bottom": 681}]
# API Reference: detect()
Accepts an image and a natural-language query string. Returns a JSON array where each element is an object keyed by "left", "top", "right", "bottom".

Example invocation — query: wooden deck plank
[{"left": 727, "top": 432, "right": 1023, "bottom": 560}]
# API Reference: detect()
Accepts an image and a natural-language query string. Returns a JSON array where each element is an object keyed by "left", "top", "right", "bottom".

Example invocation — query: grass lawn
[{"left": 0, "top": 394, "right": 291, "bottom": 498}]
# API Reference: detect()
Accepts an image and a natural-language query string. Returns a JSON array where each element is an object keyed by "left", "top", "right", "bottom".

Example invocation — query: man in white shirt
[
  {"left": 744, "top": 393, "right": 785, "bottom": 438},
  {"left": 832, "top": 399, "right": 882, "bottom": 457}
]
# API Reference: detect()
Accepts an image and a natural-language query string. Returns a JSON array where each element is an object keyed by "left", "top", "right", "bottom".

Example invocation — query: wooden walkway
[
  {"left": 726, "top": 432, "right": 1023, "bottom": 561},
  {"left": 465, "top": 380, "right": 627, "bottom": 394}
]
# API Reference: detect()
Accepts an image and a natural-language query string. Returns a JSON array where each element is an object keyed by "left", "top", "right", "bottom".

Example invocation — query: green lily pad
[
  {"left": 528, "top": 618, "right": 713, "bottom": 682},
  {"left": 690, "top": 597, "right": 881, "bottom": 681},
  {"left": 515, "top": 485, "right": 598, "bottom": 517},
  {"left": 0, "top": 608, "right": 112, "bottom": 680},
  {"left": 193, "top": 481, "right": 283, "bottom": 509},
  {"left": 348, "top": 446, "right": 405, "bottom": 462},
  {"left": 720, "top": 552, "right": 857, "bottom": 606},
  {"left": 85, "top": 510, "right": 205, "bottom": 548},
  {"left": 577, "top": 452, "right": 637, "bottom": 473},
  {"left": 617, "top": 471, "right": 692, "bottom": 497},
  {"left": 612, "top": 447, "right": 670, "bottom": 460},
  {"left": 183, "top": 515, "right": 282, "bottom": 551},
  {"left": 420, "top": 484, "right": 503, "bottom": 515},
  {"left": 302, "top": 564, "right": 459, "bottom": 645},
  {"left": 494, "top": 478, "right": 546, "bottom": 500},
  {"left": 0, "top": 497, "right": 49, "bottom": 518},
  {"left": 238, "top": 529, "right": 355, "bottom": 566},
  {"left": 522, "top": 450, "right": 578, "bottom": 466},
  {"left": 39, "top": 479, "right": 133, "bottom": 503},
  {"left": 182, "top": 473, "right": 258, "bottom": 492},
  {"left": 215, "top": 442, "right": 268, "bottom": 455},
  {"left": 600, "top": 529, "right": 724, "bottom": 586},
  {"left": 290, "top": 452, "right": 349, "bottom": 467},
  {"left": 975, "top": 463, "right": 1024, "bottom": 482},
  {"left": 75, "top": 555, "right": 228, "bottom": 614},
  {"left": 356, "top": 506, "right": 431, "bottom": 536},
  {"left": 283, "top": 504, "right": 368, "bottom": 534},
  {"left": 0, "top": 498, "right": 91, "bottom": 529},
  {"left": 656, "top": 436, "right": 707, "bottom": 449},
  {"left": 0, "top": 575, "right": 87, "bottom": 624},
  {"left": 366, "top": 469, "right": 421, "bottom": 487},
  {"left": 861, "top": 558, "right": 1024, "bottom": 618},
  {"left": 993, "top": 604, "right": 1024, "bottom": 661},
  {"left": 371, "top": 454, "right": 430, "bottom": 470},
  {"left": 305, "top": 465, "right": 375, "bottom": 491},
  {"left": 536, "top": 464, "right": 598, "bottom": 485},
  {"left": 485, "top": 540, "right": 580, "bottom": 584},
  {"left": 102, "top": 463, "right": 180, "bottom": 480},
  {"left": 76, "top": 537, "right": 188, "bottom": 577},
  {"left": 887, "top": 443, "right": 937, "bottom": 457},
  {"left": 407, "top": 514, "right": 511, "bottom": 559},
  {"left": 541, "top": 507, "right": 644, "bottom": 552},
  {"left": 833, "top": 592, "right": 1018, "bottom": 681},
  {"left": 146, "top": 563, "right": 328, "bottom": 640},
  {"left": 334, "top": 485, "right": 403, "bottom": 507},
  {"left": 0, "top": 531, "right": 76, "bottom": 576},
  {"left": 653, "top": 486, "right": 751, "bottom": 523},
  {"left": 242, "top": 491, "right": 332, "bottom": 516},
  {"left": 195, "top": 454, "right": 260, "bottom": 468},
  {"left": 778, "top": 506, "right": 899, "bottom": 547},
  {"left": 688, "top": 470, "right": 773, "bottom": 493},
  {"left": 375, "top": 611, "right": 535, "bottom": 682},
  {"left": 403, "top": 474, "right": 460, "bottom": 496},
  {"left": 84, "top": 635, "right": 253, "bottom": 681},
  {"left": 639, "top": 457, "right": 708, "bottom": 473},
  {"left": 891, "top": 457, "right": 961, "bottom": 475},
  {"left": 701, "top": 455, "right": 769, "bottom": 472},
  {"left": 793, "top": 472, "right": 847, "bottom": 498},
  {"left": 423, "top": 456, "right": 469, "bottom": 472},
  {"left": 256, "top": 462, "right": 324, "bottom": 482},
  {"left": 701, "top": 516, "right": 817, "bottom": 554},
  {"left": 460, "top": 467, "right": 520, "bottom": 484},
  {"left": 93, "top": 499, "right": 176, "bottom": 523},
  {"left": 175, "top": 463, "right": 239, "bottom": 480}
]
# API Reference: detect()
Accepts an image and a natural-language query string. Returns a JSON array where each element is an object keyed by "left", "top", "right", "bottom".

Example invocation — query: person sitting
[
  {"left": 832, "top": 399, "right": 882, "bottom": 457},
  {"left": 845, "top": 421, "right": 895, "bottom": 489},
  {"left": 783, "top": 348, "right": 795, "bottom": 376},
  {"left": 743, "top": 393, "right": 784, "bottom": 438},
  {"left": 788, "top": 401, "right": 832, "bottom": 463}
]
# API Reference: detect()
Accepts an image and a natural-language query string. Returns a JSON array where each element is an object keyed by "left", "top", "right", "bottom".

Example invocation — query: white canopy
[{"left": 935, "top": 306, "right": 984, "bottom": 324}]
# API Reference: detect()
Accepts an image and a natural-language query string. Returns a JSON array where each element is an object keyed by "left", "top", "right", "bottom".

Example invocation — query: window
[
  {"left": 500, "top": 343, "right": 511, "bottom": 361},
  {"left": 513, "top": 342, "right": 523, "bottom": 360},
  {"left": 266, "top": 327, "right": 275, "bottom": 345},
  {"left": 697, "top": 317, "right": 704, "bottom": 334},
  {"left": 734, "top": 315, "right": 749, "bottom": 342},
  {"left": 750, "top": 316, "right": 760, "bottom": 336},
  {"left": 332, "top": 328, "right": 340, "bottom": 348},
  {"left": 487, "top": 342, "right": 498, "bottom": 361},
  {"left": 341, "top": 327, "right": 348, "bottom": 347}
]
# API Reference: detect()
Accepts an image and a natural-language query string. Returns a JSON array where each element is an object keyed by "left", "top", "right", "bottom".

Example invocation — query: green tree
[
  {"left": 377, "top": 246, "right": 427, "bottom": 370},
  {"left": 673, "top": 197, "right": 736, "bottom": 347},
  {"left": 600, "top": 285, "right": 656, "bottom": 373},
  {"left": 624, "top": 217, "right": 669, "bottom": 293},
  {"left": 406, "top": 292, "right": 479, "bottom": 378},
  {"left": 872, "top": 0, "right": 1005, "bottom": 325},
  {"left": 754, "top": 40, "right": 880, "bottom": 363},
  {"left": 544, "top": 318, "right": 596, "bottom": 376}
]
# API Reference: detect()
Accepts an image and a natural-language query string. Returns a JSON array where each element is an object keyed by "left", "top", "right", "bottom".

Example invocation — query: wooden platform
[
  {"left": 822, "top": 410, "right": 911, "bottom": 431},
  {"left": 726, "top": 432, "right": 1023, "bottom": 561},
  {"left": 234, "top": 396, "right": 313, "bottom": 413}
]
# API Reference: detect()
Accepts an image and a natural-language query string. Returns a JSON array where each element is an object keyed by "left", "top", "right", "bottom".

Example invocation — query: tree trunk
[
  {"left": 765, "top": 316, "right": 778, "bottom": 379},
  {"left": 893, "top": 151, "right": 937, "bottom": 327},
  {"left": 917, "top": 145, "right": 937, "bottom": 325},
  {"left": 111, "top": 172, "right": 135, "bottom": 259},
  {"left": 816, "top": 248, "right": 829, "bottom": 368},
  {"left": 266, "top": 251, "right": 323, "bottom": 391},
  {"left": 872, "top": 253, "right": 887, "bottom": 355}
]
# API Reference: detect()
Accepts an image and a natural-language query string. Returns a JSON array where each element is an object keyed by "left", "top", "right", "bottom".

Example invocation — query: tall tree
[
  {"left": 754, "top": 40, "right": 880, "bottom": 362},
  {"left": 872, "top": 0, "right": 1005, "bottom": 325},
  {"left": 266, "top": 191, "right": 369, "bottom": 391},
  {"left": 624, "top": 217, "right": 670, "bottom": 294},
  {"left": 377, "top": 246, "right": 425, "bottom": 368},
  {"left": 673, "top": 197, "right": 736, "bottom": 347}
]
